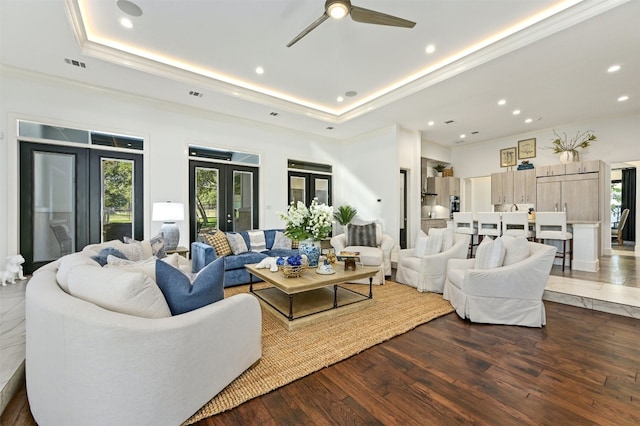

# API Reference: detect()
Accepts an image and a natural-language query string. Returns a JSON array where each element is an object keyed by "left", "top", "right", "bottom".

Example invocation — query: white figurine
[{"left": 1, "top": 254, "right": 26, "bottom": 286}]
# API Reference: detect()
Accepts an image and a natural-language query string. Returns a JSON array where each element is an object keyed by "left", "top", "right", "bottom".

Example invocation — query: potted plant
[
  {"left": 433, "top": 163, "right": 447, "bottom": 177},
  {"left": 333, "top": 204, "right": 357, "bottom": 227},
  {"left": 549, "top": 129, "right": 597, "bottom": 163}
]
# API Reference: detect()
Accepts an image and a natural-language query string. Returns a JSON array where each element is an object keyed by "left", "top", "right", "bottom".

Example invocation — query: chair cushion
[
  {"left": 474, "top": 237, "right": 505, "bottom": 269},
  {"left": 346, "top": 223, "right": 378, "bottom": 247},
  {"left": 428, "top": 228, "right": 453, "bottom": 251},
  {"left": 500, "top": 235, "right": 530, "bottom": 266},
  {"left": 343, "top": 245, "right": 382, "bottom": 266},
  {"left": 203, "top": 230, "right": 233, "bottom": 256},
  {"left": 155, "top": 257, "right": 225, "bottom": 315}
]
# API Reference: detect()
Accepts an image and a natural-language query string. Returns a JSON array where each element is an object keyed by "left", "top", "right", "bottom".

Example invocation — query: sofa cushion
[
  {"left": 67, "top": 265, "right": 171, "bottom": 318},
  {"left": 227, "top": 232, "right": 249, "bottom": 255},
  {"left": 346, "top": 223, "right": 378, "bottom": 247},
  {"left": 224, "top": 251, "right": 267, "bottom": 270},
  {"left": 104, "top": 253, "right": 182, "bottom": 281},
  {"left": 474, "top": 237, "right": 505, "bottom": 270},
  {"left": 247, "top": 230, "right": 267, "bottom": 252},
  {"left": 155, "top": 257, "right": 225, "bottom": 315},
  {"left": 271, "top": 231, "right": 292, "bottom": 250},
  {"left": 203, "top": 230, "right": 233, "bottom": 257},
  {"left": 56, "top": 252, "right": 100, "bottom": 293},
  {"left": 428, "top": 228, "right": 454, "bottom": 251},
  {"left": 91, "top": 247, "right": 128, "bottom": 266},
  {"left": 500, "top": 235, "right": 530, "bottom": 266}
]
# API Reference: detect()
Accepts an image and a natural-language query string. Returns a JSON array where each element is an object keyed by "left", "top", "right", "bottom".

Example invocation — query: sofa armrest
[
  {"left": 379, "top": 234, "right": 395, "bottom": 258},
  {"left": 191, "top": 241, "right": 218, "bottom": 273},
  {"left": 420, "top": 237, "right": 470, "bottom": 276}
]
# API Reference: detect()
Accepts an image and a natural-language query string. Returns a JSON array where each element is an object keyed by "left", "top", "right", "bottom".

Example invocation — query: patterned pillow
[
  {"left": 291, "top": 240, "right": 299, "bottom": 249},
  {"left": 346, "top": 223, "right": 378, "bottom": 247},
  {"left": 226, "top": 232, "right": 249, "bottom": 255},
  {"left": 149, "top": 233, "right": 166, "bottom": 259},
  {"left": 203, "top": 230, "right": 232, "bottom": 256}
]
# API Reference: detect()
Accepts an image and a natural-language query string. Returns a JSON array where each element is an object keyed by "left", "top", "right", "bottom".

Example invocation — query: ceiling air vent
[
  {"left": 188, "top": 90, "right": 203, "bottom": 97},
  {"left": 471, "top": 131, "right": 479, "bottom": 135},
  {"left": 64, "top": 58, "right": 86, "bottom": 68},
  {"left": 269, "top": 112, "right": 279, "bottom": 116},
  {"left": 444, "top": 120, "right": 455, "bottom": 124}
]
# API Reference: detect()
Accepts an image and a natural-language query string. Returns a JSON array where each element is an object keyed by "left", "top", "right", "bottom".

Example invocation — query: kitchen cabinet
[
  {"left": 426, "top": 177, "right": 460, "bottom": 207},
  {"left": 536, "top": 173, "right": 599, "bottom": 221},
  {"left": 513, "top": 168, "right": 536, "bottom": 204},
  {"left": 491, "top": 171, "right": 514, "bottom": 204},
  {"left": 564, "top": 159, "right": 600, "bottom": 174},
  {"left": 421, "top": 218, "right": 447, "bottom": 234},
  {"left": 536, "top": 164, "right": 566, "bottom": 177}
]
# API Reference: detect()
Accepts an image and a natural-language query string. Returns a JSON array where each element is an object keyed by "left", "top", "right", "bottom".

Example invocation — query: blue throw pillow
[
  {"left": 91, "top": 247, "right": 128, "bottom": 266},
  {"left": 155, "top": 257, "right": 225, "bottom": 315}
]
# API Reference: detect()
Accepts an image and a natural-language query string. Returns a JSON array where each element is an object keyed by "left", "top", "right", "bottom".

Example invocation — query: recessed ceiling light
[
  {"left": 512, "top": 109, "right": 521, "bottom": 115},
  {"left": 427, "top": 121, "right": 435, "bottom": 126},
  {"left": 608, "top": 65, "right": 621, "bottom": 73},
  {"left": 336, "top": 96, "right": 344, "bottom": 102},
  {"left": 525, "top": 118, "right": 533, "bottom": 123},
  {"left": 460, "top": 134, "right": 466, "bottom": 139},
  {"left": 255, "top": 66, "right": 264, "bottom": 75},
  {"left": 618, "top": 95, "right": 629, "bottom": 102},
  {"left": 116, "top": 0, "right": 143, "bottom": 17},
  {"left": 498, "top": 99, "right": 506, "bottom": 106},
  {"left": 425, "top": 44, "right": 436, "bottom": 54},
  {"left": 120, "top": 17, "right": 133, "bottom": 29}
]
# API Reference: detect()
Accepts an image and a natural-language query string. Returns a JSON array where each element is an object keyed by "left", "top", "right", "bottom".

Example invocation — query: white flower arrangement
[{"left": 280, "top": 198, "right": 333, "bottom": 241}]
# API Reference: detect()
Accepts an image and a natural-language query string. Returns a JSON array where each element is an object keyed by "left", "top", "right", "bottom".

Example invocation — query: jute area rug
[{"left": 185, "top": 280, "right": 454, "bottom": 424}]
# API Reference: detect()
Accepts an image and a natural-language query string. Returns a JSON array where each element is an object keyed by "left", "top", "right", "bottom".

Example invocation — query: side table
[{"left": 165, "top": 246, "right": 189, "bottom": 258}]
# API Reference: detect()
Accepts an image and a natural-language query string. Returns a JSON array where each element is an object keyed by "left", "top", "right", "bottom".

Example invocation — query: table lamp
[{"left": 152, "top": 201, "right": 184, "bottom": 251}]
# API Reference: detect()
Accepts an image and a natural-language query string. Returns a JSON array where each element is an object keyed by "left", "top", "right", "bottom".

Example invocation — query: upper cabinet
[
  {"left": 564, "top": 159, "right": 601, "bottom": 175},
  {"left": 426, "top": 177, "right": 460, "bottom": 207},
  {"left": 491, "top": 171, "right": 514, "bottom": 204},
  {"left": 513, "top": 168, "right": 536, "bottom": 204},
  {"left": 536, "top": 164, "right": 566, "bottom": 177}
]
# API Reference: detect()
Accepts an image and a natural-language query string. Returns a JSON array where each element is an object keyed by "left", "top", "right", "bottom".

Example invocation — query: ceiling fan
[{"left": 287, "top": 0, "right": 416, "bottom": 47}]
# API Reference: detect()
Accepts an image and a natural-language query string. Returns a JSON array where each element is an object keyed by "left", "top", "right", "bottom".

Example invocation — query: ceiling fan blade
[
  {"left": 287, "top": 13, "right": 330, "bottom": 47},
  {"left": 350, "top": 5, "right": 416, "bottom": 28}
]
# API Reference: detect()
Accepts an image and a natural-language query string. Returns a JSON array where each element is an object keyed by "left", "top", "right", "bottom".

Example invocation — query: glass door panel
[
  {"left": 101, "top": 158, "right": 134, "bottom": 242},
  {"left": 314, "top": 177, "right": 330, "bottom": 205},
  {"left": 34, "top": 151, "right": 76, "bottom": 261},
  {"left": 194, "top": 166, "right": 220, "bottom": 236},
  {"left": 233, "top": 170, "right": 254, "bottom": 232},
  {"left": 290, "top": 175, "right": 306, "bottom": 204}
]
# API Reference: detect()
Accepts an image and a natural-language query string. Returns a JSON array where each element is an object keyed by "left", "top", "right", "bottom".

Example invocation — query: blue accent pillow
[
  {"left": 91, "top": 247, "right": 128, "bottom": 266},
  {"left": 155, "top": 257, "right": 225, "bottom": 315}
]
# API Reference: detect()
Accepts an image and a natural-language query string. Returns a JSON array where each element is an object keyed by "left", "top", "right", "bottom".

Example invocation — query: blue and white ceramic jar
[{"left": 298, "top": 239, "right": 322, "bottom": 267}]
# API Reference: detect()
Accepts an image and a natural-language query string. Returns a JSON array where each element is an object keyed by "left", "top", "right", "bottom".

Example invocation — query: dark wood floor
[{"left": 3, "top": 254, "right": 638, "bottom": 426}]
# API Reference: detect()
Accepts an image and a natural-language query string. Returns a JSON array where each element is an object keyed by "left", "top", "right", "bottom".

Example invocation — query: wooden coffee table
[{"left": 246, "top": 263, "right": 379, "bottom": 330}]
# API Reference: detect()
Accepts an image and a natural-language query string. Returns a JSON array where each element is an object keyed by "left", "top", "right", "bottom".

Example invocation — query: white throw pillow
[
  {"left": 247, "top": 230, "right": 267, "bottom": 252},
  {"left": 67, "top": 266, "right": 171, "bottom": 318},
  {"left": 56, "top": 252, "right": 100, "bottom": 293},
  {"left": 415, "top": 231, "right": 442, "bottom": 257},
  {"left": 500, "top": 235, "right": 530, "bottom": 266},
  {"left": 226, "top": 232, "right": 249, "bottom": 255},
  {"left": 272, "top": 231, "right": 292, "bottom": 250},
  {"left": 414, "top": 230, "right": 429, "bottom": 257},
  {"left": 104, "top": 253, "right": 181, "bottom": 280},
  {"left": 474, "top": 237, "right": 506, "bottom": 269},
  {"left": 428, "top": 228, "right": 453, "bottom": 251}
]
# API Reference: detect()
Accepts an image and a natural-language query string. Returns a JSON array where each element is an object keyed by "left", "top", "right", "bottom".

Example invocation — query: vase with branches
[{"left": 549, "top": 129, "right": 597, "bottom": 163}]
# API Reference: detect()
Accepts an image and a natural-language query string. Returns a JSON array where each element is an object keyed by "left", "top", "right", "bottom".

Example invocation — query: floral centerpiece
[
  {"left": 279, "top": 198, "right": 333, "bottom": 267},
  {"left": 549, "top": 129, "right": 597, "bottom": 163}
]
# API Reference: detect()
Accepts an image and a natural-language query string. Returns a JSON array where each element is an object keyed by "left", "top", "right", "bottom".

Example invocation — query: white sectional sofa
[{"left": 25, "top": 241, "right": 262, "bottom": 426}]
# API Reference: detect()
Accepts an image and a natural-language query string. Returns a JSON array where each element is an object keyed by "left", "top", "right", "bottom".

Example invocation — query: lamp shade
[{"left": 152, "top": 202, "right": 184, "bottom": 222}]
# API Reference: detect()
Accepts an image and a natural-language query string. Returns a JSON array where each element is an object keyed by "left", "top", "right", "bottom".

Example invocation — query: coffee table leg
[
  {"left": 249, "top": 274, "right": 254, "bottom": 293},
  {"left": 288, "top": 294, "right": 294, "bottom": 320},
  {"left": 368, "top": 277, "right": 373, "bottom": 299},
  {"left": 333, "top": 284, "right": 338, "bottom": 308}
]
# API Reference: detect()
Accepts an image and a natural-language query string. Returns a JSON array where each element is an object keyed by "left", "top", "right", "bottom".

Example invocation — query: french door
[
  {"left": 288, "top": 171, "right": 332, "bottom": 206},
  {"left": 189, "top": 160, "right": 259, "bottom": 242},
  {"left": 19, "top": 142, "right": 143, "bottom": 273}
]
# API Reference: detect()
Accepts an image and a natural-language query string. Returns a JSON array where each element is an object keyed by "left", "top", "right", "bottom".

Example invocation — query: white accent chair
[
  {"left": 477, "top": 212, "right": 502, "bottom": 241},
  {"left": 443, "top": 239, "right": 557, "bottom": 327},
  {"left": 535, "top": 212, "right": 573, "bottom": 271},
  {"left": 501, "top": 211, "right": 535, "bottom": 240},
  {"left": 453, "top": 212, "right": 478, "bottom": 258},
  {"left": 330, "top": 222, "right": 395, "bottom": 284},
  {"left": 396, "top": 230, "right": 470, "bottom": 293}
]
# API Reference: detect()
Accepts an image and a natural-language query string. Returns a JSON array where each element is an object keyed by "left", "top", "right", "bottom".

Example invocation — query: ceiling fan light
[{"left": 327, "top": 1, "right": 349, "bottom": 19}]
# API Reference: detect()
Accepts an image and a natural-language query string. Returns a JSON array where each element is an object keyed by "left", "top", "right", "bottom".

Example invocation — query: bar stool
[
  {"left": 477, "top": 212, "right": 502, "bottom": 242},
  {"left": 453, "top": 212, "right": 478, "bottom": 258},
  {"left": 501, "top": 211, "right": 535, "bottom": 240},
  {"left": 535, "top": 212, "right": 573, "bottom": 271}
]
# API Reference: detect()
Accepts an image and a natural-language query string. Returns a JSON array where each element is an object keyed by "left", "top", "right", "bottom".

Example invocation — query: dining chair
[
  {"left": 535, "top": 212, "right": 573, "bottom": 271},
  {"left": 477, "top": 212, "right": 502, "bottom": 241},
  {"left": 453, "top": 212, "right": 478, "bottom": 258},
  {"left": 612, "top": 208, "right": 630, "bottom": 246},
  {"left": 501, "top": 211, "right": 535, "bottom": 240}
]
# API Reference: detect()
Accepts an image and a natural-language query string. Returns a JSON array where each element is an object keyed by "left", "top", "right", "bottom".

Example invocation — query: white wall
[
  {"left": 398, "top": 127, "right": 421, "bottom": 246},
  {"left": 0, "top": 70, "right": 354, "bottom": 260}
]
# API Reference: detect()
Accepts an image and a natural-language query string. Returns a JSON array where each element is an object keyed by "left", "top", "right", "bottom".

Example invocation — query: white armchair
[
  {"left": 396, "top": 233, "right": 470, "bottom": 293},
  {"left": 443, "top": 240, "right": 556, "bottom": 327},
  {"left": 330, "top": 223, "right": 395, "bottom": 284}
]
